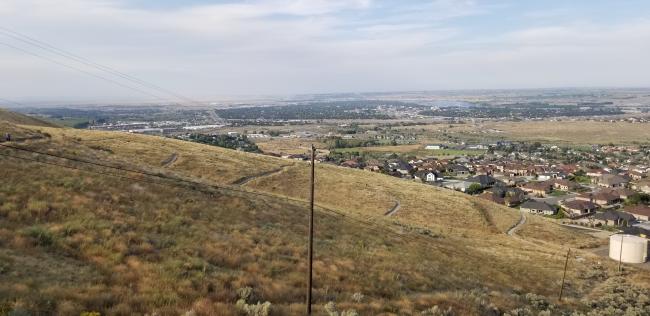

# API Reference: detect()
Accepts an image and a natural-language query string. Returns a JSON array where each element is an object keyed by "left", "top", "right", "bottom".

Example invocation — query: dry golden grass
[
  {"left": 0, "top": 120, "right": 645, "bottom": 315},
  {"left": 485, "top": 121, "right": 650, "bottom": 144},
  {"left": 465, "top": 121, "right": 650, "bottom": 145},
  {"left": 0, "top": 108, "right": 58, "bottom": 127},
  {"left": 36, "top": 127, "right": 290, "bottom": 185},
  {"left": 255, "top": 137, "right": 328, "bottom": 155},
  {"left": 246, "top": 162, "right": 518, "bottom": 236},
  {"left": 389, "top": 120, "right": 650, "bottom": 145}
]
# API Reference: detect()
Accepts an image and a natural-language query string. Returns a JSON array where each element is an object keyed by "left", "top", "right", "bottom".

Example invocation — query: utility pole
[
  {"left": 618, "top": 234, "right": 624, "bottom": 273},
  {"left": 306, "top": 144, "right": 315, "bottom": 315},
  {"left": 558, "top": 248, "right": 570, "bottom": 301}
]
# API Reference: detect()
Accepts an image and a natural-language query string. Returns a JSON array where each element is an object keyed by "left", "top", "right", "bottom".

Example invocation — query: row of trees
[{"left": 187, "top": 134, "right": 261, "bottom": 153}]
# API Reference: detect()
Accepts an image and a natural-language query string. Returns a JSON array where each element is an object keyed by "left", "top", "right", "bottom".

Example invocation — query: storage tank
[{"left": 609, "top": 234, "right": 648, "bottom": 264}]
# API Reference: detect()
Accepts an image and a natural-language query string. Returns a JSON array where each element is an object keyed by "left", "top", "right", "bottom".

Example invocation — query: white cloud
[{"left": 0, "top": 0, "right": 648, "bottom": 102}]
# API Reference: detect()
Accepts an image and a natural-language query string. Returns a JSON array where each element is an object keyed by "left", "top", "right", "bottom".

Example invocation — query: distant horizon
[
  {"left": 3, "top": 85, "right": 650, "bottom": 108},
  {"left": 2, "top": 1, "right": 650, "bottom": 103}
]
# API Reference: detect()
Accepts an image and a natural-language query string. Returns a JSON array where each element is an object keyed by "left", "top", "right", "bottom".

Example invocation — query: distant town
[{"left": 12, "top": 87, "right": 650, "bottom": 259}]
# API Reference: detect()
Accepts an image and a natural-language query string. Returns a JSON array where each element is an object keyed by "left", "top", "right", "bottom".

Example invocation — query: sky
[{"left": 1, "top": 0, "right": 650, "bottom": 103}]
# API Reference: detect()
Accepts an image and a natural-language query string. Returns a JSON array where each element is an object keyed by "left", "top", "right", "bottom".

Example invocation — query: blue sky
[{"left": 1, "top": 0, "right": 649, "bottom": 103}]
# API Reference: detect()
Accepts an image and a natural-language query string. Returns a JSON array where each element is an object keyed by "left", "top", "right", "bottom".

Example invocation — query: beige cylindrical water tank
[{"left": 609, "top": 234, "right": 648, "bottom": 264}]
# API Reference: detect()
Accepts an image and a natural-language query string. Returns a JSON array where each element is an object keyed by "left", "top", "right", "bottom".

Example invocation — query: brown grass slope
[
  {"left": 0, "top": 108, "right": 58, "bottom": 128},
  {"left": 0, "top": 120, "right": 648, "bottom": 315}
]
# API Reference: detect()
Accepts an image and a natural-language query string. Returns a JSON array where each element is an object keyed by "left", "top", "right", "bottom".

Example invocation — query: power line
[
  {"left": 0, "top": 27, "right": 206, "bottom": 107},
  {"left": 0, "top": 142, "right": 459, "bottom": 257},
  {"left": 0, "top": 147, "right": 463, "bottom": 291},
  {"left": 0, "top": 142, "right": 559, "bottom": 291},
  {"left": 0, "top": 42, "right": 170, "bottom": 102}
]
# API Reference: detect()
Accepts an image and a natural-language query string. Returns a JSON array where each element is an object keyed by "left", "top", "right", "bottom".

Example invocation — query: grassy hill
[
  {"left": 0, "top": 108, "right": 58, "bottom": 128},
  {"left": 0, "top": 118, "right": 649, "bottom": 315}
]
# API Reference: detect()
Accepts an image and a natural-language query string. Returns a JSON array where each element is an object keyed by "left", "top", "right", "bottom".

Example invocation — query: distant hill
[
  {"left": 0, "top": 108, "right": 58, "bottom": 127},
  {"left": 0, "top": 121, "right": 647, "bottom": 315}
]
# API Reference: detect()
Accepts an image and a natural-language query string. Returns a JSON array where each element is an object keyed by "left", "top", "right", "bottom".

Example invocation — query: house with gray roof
[{"left": 520, "top": 200, "right": 557, "bottom": 216}]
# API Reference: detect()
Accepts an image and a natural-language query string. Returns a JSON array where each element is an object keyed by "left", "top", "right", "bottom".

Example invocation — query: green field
[{"left": 42, "top": 117, "right": 90, "bottom": 128}]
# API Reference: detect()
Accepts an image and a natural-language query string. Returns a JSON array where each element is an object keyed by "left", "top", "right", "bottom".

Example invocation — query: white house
[{"left": 414, "top": 171, "right": 442, "bottom": 182}]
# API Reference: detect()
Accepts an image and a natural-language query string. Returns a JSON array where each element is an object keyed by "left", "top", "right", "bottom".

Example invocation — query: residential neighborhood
[{"left": 298, "top": 140, "right": 650, "bottom": 237}]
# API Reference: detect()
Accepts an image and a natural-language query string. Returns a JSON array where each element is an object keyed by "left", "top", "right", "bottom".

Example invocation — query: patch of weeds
[{"left": 23, "top": 226, "right": 54, "bottom": 247}]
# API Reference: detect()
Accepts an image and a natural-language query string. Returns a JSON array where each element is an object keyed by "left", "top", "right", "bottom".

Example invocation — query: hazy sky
[{"left": 1, "top": 0, "right": 650, "bottom": 103}]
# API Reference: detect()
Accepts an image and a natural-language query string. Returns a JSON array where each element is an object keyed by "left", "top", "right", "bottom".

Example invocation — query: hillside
[
  {"left": 1, "top": 119, "right": 649, "bottom": 315},
  {"left": 0, "top": 108, "right": 59, "bottom": 128}
]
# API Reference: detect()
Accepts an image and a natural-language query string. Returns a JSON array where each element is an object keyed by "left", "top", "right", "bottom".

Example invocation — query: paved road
[{"left": 507, "top": 211, "right": 527, "bottom": 236}]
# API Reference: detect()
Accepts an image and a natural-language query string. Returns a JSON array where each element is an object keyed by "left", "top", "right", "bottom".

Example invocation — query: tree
[
  {"left": 466, "top": 183, "right": 483, "bottom": 195},
  {"left": 626, "top": 193, "right": 650, "bottom": 206}
]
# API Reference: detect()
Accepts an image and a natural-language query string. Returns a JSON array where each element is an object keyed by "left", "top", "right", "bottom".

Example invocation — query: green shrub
[{"left": 24, "top": 226, "right": 54, "bottom": 247}]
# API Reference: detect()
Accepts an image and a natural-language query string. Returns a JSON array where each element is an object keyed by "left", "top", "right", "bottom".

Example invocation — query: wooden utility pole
[
  {"left": 306, "top": 144, "right": 315, "bottom": 315},
  {"left": 558, "top": 248, "right": 570, "bottom": 301},
  {"left": 618, "top": 234, "right": 624, "bottom": 273}
]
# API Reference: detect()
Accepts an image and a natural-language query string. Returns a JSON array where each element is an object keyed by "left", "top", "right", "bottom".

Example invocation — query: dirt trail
[
  {"left": 507, "top": 211, "right": 527, "bottom": 236},
  {"left": 161, "top": 153, "right": 178, "bottom": 167},
  {"left": 232, "top": 164, "right": 293, "bottom": 186},
  {"left": 384, "top": 200, "right": 401, "bottom": 216}
]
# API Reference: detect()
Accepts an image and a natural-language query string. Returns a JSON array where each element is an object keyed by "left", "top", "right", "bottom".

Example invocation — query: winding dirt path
[
  {"left": 161, "top": 153, "right": 178, "bottom": 168},
  {"left": 507, "top": 211, "right": 527, "bottom": 236},
  {"left": 384, "top": 200, "right": 401, "bottom": 216},
  {"left": 232, "top": 164, "right": 293, "bottom": 186}
]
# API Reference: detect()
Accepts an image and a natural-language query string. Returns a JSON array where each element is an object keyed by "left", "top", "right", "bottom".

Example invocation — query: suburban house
[
  {"left": 586, "top": 169, "right": 608, "bottom": 178},
  {"left": 591, "top": 191, "right": 621, "bottom": 206},
  {"left": 501, "top": 177, "right": 527, "bottom": 187},
  {"left": 387, "top": 161, "right": 413, "bottom": 176},
  {"left": 561, "top": 200, "right": 598, "bottom": 217},
  {"left": 629, "top": 171, "right": 646, "bottom": 181},
  {"left": 414, "top": 170, "right": 442, "bottom": 183},
  {"left": 522, "top": 181, "right": 553, "bottom": 197},
  {"left": 340, "top": 160, "right": 361, "bottom": 169},
  {"left": 593, "top": 210, "right": 636, "bottom": 227},
  {"left": 443, "top": 180, "right": 474, "bottom": 192},
  {"left": 364, "top": 161, "right": 383, "bottom": 172},
  {"left": 596, "top": 174, "right": 630, "bottom": 188},
  {"left": 577, "top": 188, "right": 634, "bottom": 206},
  {"left": 605, "top": 188, "right": 636, "bottom": 200},
  {"left": 483, "top": 186, "right": 526, "bottom": 206},
  {"left": 537, "top": 172, "right": 563, "bottom": 181},
  {"left": 550, "top": 179, "right": 580, "bottom": 191},
  {"left": 478, "top": 192, "right": 505, "bottom": 205},
  {"left": 474, "top": 166, "right": 495, "bottom": 175},
  {"left": 520, "top": 200, "right": 557, "bottom": 216},
  {"left": 282, "top": 154, "right": 308, "bottom": 160},
  {"left": 447, "top": 164, "right": 470, "bottom": 177},
  {"left": 632, "top": 179, "right": 650, "bottom": 194},
  {"left": 466, "top": 175, "right": 499, "bottom": 189},
  {"left": 622, "top": 205, "right": 650, "bottom": 221}
]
